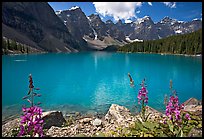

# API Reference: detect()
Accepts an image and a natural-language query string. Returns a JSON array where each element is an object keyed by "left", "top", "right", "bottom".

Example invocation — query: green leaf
[
  {"left": 143, "top": 121, "right": 156, "bottom": 130},
  {"left": 144, "top": 133, "right": 149, "bottom": 137},
  {"left": 169, "top": 124, "right": 174, "bottom": 133},
  {"left": 75, "top": 133, "right": 86, "bottom": 137},
  {"left": 135, "top": 122, "right": 143, "bottom": 130},
  {"left": 180, "top": 129, "right": 183, "bottom": 137},
  {"left": 94, "top": 132, "right": 106, "bottom": 137},
  {"left": 197, "top": 123, "right": 202, "bottom": 128}
]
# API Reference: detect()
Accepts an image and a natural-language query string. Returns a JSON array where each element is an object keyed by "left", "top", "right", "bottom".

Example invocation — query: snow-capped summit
[
  {"left": 192, "top": 18, "right": 200, "bottom": 21},
  {"left": 177, "top": 21, "right": 184, "bottom": 23},
  {"left": 69, "top": 6, "right": 80, "bottom": 11},
  {"left": 160, "top": 16, "right": 177, "bottom": 25},
  {"left": 55, "top": 10, "right": 62, "bottom": 15},
  {"left": 134, "top": 16, "right": 152, "bottom": 24}
]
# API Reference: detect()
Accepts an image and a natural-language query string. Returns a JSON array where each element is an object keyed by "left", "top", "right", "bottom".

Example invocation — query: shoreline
[
  {"left": 2, "top": 96, "right": 201, "bottom": 125},
  {"left": 2, "top": 50, "right": 202, "bottom": 57},
  {"left": 2, "top": 97, "right": 202, "bottom": 137},
  {"left": 117, "top": 51, "right": 202, "bottom": 57}
]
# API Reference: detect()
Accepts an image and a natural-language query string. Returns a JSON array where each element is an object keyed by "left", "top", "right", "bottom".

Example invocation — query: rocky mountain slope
[
  {"left": 2, "top": 2, "right": 202, "bottom": 53},
  {"left": 2, "top": 2, "right": 89, "bottom": 52},
  {"left": 56, "top": 7, "right": 202, "bottom": 50}
]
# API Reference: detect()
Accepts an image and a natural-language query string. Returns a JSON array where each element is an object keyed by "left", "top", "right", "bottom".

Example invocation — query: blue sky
[{"left": 48, "top": 2, "right": 202, "bottom": 23}]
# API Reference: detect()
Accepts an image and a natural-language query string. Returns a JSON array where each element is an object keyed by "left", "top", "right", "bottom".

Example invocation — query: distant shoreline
[
  {"left": 3, "top": 51, "right": 202, "bottom": 57},
  {"left": 117, "top": 51, "right": 202, "bottom": 57}
]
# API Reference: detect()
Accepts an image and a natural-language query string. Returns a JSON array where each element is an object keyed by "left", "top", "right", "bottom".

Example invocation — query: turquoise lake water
[{"left": 2, "top": 52, "right": 202, "bottom": 119}]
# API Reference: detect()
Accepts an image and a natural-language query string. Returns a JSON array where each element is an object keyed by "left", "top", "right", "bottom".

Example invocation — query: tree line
[
  {"left": 118, "top": 29, "right": 202, "bottom": 55},
  {"left": 2, "top": 37, "right": 30, "bottom": 54}
]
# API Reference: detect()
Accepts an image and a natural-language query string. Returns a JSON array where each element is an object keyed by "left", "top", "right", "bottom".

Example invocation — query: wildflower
[
  {"left": 137, "top": 79, "right": 148, "bottom": 104},
  {"left": 164, "top": 80, "right": 191, "bottom": 130},
  {"left": 165, "top": 95, "right": 183, "bottom": 123},
  {"left": 18, "top": 74, "right": 44, "bottom": 137},
  {"left": 185, "top": 113, "right": 191, "bottom": 120},
  {"left": 18, "top": 106, "right": 44, "bottom": 137},
  {"left": 137, "top": 79, "right": 149, "bottom": 122}
]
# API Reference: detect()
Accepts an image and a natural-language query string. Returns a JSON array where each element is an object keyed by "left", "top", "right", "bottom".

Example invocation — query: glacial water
[{"left": 2, "top": 52, "right": 202, "bottom": 120}]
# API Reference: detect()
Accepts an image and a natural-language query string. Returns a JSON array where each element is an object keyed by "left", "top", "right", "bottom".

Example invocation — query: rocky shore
[{"left": 2, "top": 97, "right": 202, "bottom": 137}]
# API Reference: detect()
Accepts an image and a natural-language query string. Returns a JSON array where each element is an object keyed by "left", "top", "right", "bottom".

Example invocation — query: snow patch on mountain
[
  {"left": 63, "top": 21, "right": 67, "bottom": 25},
  {"left": 175, "top": 30, "right": 182, "bottom": 34},
  {"left": 69, "top": 6, "right": 79, "bottom": 11},
  {"left": 177, "top": 21, "right": 184, "bottom": 23},
  {"left": 55, "top": 10, "right": 62, "bottom": 15},
  {"left": 135, "top": 16, "right": 151, "bottom": 24},
  {"left": 126, "top": 37, "right": 143, "bottom": 42}
]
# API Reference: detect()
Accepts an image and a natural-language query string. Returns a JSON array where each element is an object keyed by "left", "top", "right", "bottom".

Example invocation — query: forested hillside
[{"left": 118, "top": 29, "right": 202, "bottom": 55}]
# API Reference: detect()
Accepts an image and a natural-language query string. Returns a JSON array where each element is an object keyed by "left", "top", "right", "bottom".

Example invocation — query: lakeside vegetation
[
  {"left": 2, "top": 37, "right": 44, "bottom": 55},
  {"left": 118, "top": 29, "right": 202, "bottom": 55},
  {"left": 2, "top": 37, "right": 30, "bottom": 54}
]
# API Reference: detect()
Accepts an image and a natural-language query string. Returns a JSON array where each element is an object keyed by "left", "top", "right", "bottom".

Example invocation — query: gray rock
[
  {"left": 79, "top": 117, "right": 92, "bottom": 124},
  {"left": 42, "top": 111, "right": 66, "bottom": 129},
  {"left": 183, "top": 97, "right": 200, "bottom": 106},
  {"left": 105, "top": 104, "right": 132, "bottom": 124},
  {"left": 92, "top": 118, "right": 102, "bottom": 126},
  {"left": 2, "top": 118, "right": 20, "bottom": 137}
]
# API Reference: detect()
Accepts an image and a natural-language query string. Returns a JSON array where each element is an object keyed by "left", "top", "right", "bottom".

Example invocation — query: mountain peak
[
  {"left": 160, "top": 16, "right": 177, "bottom": 25},
  {"left": 106, "top": 19, "right": 114, "bottom": 24},
  {"left": 116, "top": 19, "right": 123, "bottom": 25},
  {"left": 135, "top": 15, "right": 153, "bottom": 24},
  {"left": 143, "top": 16, "right": 151, "bottom": 19},
  {"left": 192, "top": 18, "right": 201, "bottom": 21},
  {"left": 88, "top": 14, "right": 101, "bottom": 20},
  {"left": 55, "top": 10, "right": 62, "bottom": 15},
  {"left": 69, "top": 6, "right": 80, "bottom": 11}
]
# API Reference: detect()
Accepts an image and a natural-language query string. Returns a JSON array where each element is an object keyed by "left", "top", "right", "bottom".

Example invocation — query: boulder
[
  {"left": 182, "top": 98, "right": 202, "bottom": 118},
  {"left": 105, "top": 104, "right": 133, "bottom": 126},
  {"left": 42, "top": 111, "right": 66, "bottom": 129},
  {"left": 145, "top": 106, "right": 166, "bottom": 119},
  {"left": 183, "top": 97, "right": 201, "bottom": 106},
  {"left": 92, "top": 118, "right": 102, "bottom": 126}
]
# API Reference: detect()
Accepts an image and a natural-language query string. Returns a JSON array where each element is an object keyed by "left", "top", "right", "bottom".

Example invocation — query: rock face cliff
[{"left": 2, "top": 2, "right": 88, "bottom": 52}]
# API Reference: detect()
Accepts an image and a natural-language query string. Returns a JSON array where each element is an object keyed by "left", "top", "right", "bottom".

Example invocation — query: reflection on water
[{"left": 2, "top": 52, "right": 202, "bottom": 121}]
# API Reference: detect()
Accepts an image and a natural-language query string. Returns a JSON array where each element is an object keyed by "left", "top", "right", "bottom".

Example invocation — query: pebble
[{"left": 2, "top": 103, "right": 202, "bottom": 137}]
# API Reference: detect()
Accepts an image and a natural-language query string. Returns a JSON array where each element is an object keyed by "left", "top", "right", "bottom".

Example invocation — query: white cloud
[
  {"left": 148, "top": 2, "right": 152, "bottom": 6},
  {"left": 93, "top": 2, "right": 143, "bottom": 22},
  {"left": 163, "top": 2, "right": 176, "bottom": 8}
]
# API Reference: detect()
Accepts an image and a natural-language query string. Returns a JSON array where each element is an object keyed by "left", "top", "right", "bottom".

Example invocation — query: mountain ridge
[{"left": 2, "top": 2, "right": 202, "bottom": 53}]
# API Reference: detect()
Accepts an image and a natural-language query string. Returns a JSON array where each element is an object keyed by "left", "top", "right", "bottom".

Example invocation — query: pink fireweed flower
[
  {"left": 18, "top": 106, "right": 44, "bottom": 137},
  {"left": 137, "top": 79, "right": 148, "bottom": 105},
  {"left": 185, "top": 113, "right": 191, "bottom": 120},
  {"left": 165, "top": 92, "right": 190, "bottom": 126},
  {"left": 19, "top": 74, "right": 44, "bottom": 137}
]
